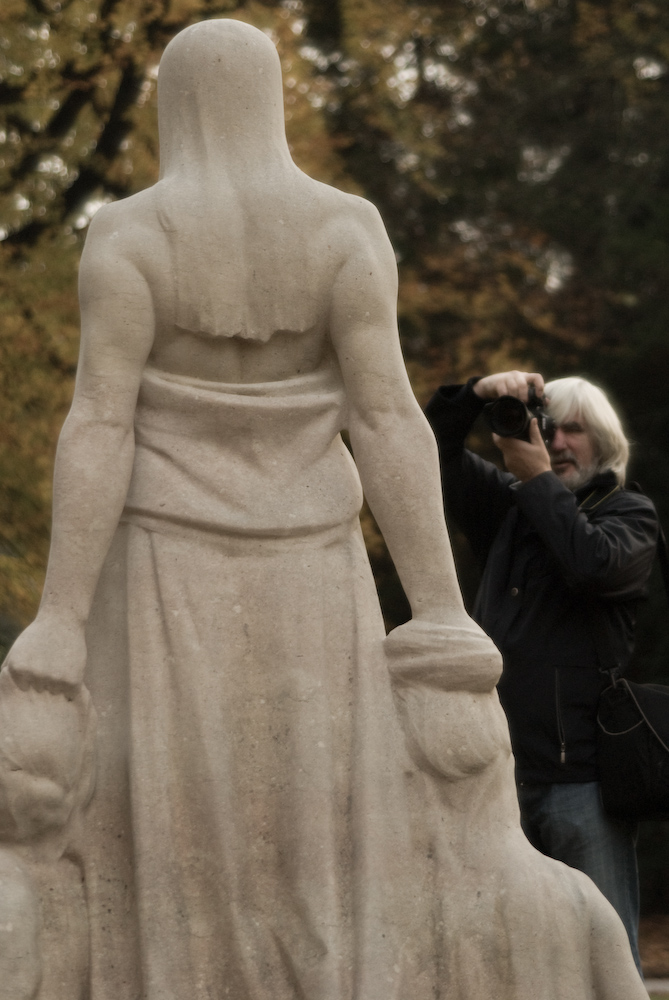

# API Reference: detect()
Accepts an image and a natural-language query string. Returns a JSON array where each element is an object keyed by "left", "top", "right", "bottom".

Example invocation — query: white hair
[{"left": 544, "top": 377, "right": 629, "bottom": 486}]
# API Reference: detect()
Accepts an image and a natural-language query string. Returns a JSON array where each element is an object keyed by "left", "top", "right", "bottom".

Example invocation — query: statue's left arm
[
  {"left": 4, "top": 206, "right": 154, "bottom": 694},
  {"left": 330, "top": 200, "right": 472, "bottom": 629}
]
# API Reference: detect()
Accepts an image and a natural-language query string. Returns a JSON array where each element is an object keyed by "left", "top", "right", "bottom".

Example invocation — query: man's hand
[
  {"left": 493, "top": 419, "right": 552, "bottom": 483},
  {"left": 473, "top": 370, "right": 545, "bottom": 402}
]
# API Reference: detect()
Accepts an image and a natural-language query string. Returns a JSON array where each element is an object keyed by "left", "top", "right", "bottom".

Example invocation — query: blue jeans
[{"left": 517, "top": 780, "right": 642, "bottom": 975}]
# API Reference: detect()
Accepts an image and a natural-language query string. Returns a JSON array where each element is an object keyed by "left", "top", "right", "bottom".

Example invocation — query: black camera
[{"left": 483, "top": 384, "right": 556, "bottom": 445}]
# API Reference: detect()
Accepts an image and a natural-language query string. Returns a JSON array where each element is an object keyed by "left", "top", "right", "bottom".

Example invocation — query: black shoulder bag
[{"left": 588, "top": 488, "right": 669, "bottom": 821}]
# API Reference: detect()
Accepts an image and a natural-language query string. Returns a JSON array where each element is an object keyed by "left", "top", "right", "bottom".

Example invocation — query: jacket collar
[
  {"left": 575, "top": 470, "right": 621, "bottom": 513},
  {"left": 574, "top": 469, "right": 619, "bottom": 503}
]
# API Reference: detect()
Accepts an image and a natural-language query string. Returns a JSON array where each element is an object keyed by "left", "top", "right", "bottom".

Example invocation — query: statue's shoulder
[
  {"left": 92, "top": 185, "right": 154, "bottom": 218},
  {"left": 83, "top": 187, "right": 163, "bottom": 262},
  {"left": 308, "top": 180, "right": 390, "bottom": 252},
  {"left": 312, "top": 180, "right": 382, "bottom": 223}
]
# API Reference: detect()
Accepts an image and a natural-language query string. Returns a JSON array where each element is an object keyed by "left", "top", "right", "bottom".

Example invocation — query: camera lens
[{"left": 485, "top": 396, "right": 530, "bottom": 438}]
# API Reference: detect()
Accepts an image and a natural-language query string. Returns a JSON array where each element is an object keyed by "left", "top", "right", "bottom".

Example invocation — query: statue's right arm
[
  {"left": 330, "top": 200, "right": 472, "bottom": 630},
  {"left": 4, "top": 206, "right": 154, "bottom": 694}
]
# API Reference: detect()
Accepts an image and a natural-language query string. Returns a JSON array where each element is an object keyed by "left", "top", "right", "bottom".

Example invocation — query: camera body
[{"left": 483, "top": 385, "right": 556, "bottom": 446}]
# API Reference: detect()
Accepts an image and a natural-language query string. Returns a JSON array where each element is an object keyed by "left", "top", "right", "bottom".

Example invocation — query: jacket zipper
[{"left": 555, "top": 669, "right": 566, "bottom": 765}]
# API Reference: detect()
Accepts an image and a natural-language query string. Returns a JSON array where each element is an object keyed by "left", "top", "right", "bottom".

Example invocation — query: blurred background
[{"left": 1, "top": 0, "right": 668, "bottom": 942}]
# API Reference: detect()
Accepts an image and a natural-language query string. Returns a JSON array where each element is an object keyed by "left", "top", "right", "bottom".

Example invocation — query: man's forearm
[
  {"left": 425, "top": 381, "right": 516, "bottom": 563},
  {"left": 39, "top": 412, "right": 136, "bottom": 624},
  {"left": 424, "top": 379, "right": 484, "bottom": 460}
]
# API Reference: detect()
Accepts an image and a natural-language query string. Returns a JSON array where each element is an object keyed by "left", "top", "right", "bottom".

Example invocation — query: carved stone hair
[
  {"left": 544, "top": 376, "right": 629, "bottom": 485},
  {"left": 156, "top": 19, "right": 317, "bottom": 342}
]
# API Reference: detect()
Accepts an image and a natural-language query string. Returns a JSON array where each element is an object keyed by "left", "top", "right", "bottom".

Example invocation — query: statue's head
[{"left": 157, "top": 19, "right": 288, "bottom": 178}]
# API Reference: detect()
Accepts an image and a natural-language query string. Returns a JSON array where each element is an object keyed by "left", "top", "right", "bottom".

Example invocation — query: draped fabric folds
[{"left": 82, "top": 363, "right": 423, "bottom": 1000}]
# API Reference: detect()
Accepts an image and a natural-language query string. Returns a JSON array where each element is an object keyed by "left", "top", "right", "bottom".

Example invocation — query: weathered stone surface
[
  {"left": 0, "top": 17, "right": 647, "bottom": 1000},
  {"left": 0, "top": 670, "right": 94, "bottom": 1000},
  {"left": 387, "top": 620, "right": 647, "bottom": 999}
]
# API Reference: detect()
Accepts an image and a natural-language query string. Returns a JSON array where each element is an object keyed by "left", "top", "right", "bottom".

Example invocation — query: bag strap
[
  {"left": 578, "top": 484, "right": 621, "bottom": 513},
  {"left": 612, "top": 678, "right": 669, "bottom": 755},
  {"left": 582, "top": 482, "right": 669, "bottom": 683},
  {"left": 589, "top": 601, "right": 623, "bottom": 684},
  {"left": 578, "top": 486, "right": 624, "bottom": 683},
  {"left": 656, "top": 524, "right": 669, "bottom": 603},
  {"left": 627, "top": 481, "right": 669, "bottom": 609}
]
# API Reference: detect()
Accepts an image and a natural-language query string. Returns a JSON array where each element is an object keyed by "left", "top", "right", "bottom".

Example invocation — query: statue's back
[{"left": 147, "top": 18, "right": 367, "bottom": 356}]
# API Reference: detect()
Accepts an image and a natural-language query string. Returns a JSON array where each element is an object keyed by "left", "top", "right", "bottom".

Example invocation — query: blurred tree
[
  {"left": 4, "top": 0, "right": 669, "bottom": 623},
  {"left": 295, "top": 0, "right": 669, "bottom": 649},
  {"left": 0, "top": 0, "right": 352, "bottom": 640}
]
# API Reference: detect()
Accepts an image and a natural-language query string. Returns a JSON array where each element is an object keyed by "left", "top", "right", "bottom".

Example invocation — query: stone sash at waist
[{"left": 123, "top": 365, "right": 363, "bottom": 537}]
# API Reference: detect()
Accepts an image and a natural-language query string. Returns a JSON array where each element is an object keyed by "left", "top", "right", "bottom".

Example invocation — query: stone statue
[
  {"left": 386, "top": 623, "right": 648, "bottom": 999},
  {"left": 0, "top": 18, "right": 648, "bottom": 1000}
]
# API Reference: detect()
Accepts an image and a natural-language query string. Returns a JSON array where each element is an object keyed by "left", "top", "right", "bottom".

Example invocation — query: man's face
[{"left": 548, "top": 416, "right": 597, "bottom": 490}]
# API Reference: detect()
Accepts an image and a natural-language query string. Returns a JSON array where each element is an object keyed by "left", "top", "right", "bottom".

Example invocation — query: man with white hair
[{"left": 425, "top": 370, "right": 658, "bottom": 973}]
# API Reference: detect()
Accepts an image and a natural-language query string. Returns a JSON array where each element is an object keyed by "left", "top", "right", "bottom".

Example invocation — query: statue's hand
[{"left": 3, "top": 615, "right": 87, "bottom": 697}]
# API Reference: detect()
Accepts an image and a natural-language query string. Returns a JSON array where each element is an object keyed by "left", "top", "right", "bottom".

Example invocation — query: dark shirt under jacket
[{"left": 425, "top": 380, "right": 659, "bottom": 784}]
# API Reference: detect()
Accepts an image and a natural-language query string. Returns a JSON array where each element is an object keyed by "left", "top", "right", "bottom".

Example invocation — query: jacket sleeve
[
  {"left": 514, "top": 472, "right": 659, "bottom": 599},
  {"left": 424, "top": 380, "right": 517, "bottom": 567}
]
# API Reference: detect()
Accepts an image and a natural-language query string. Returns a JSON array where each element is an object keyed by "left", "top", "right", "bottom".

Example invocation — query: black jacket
[{"left": 425, "top": 380, "right": 659, "bottom": 784}]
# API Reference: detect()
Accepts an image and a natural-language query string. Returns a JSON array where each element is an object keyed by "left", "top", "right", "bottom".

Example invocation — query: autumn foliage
[{"left": 1, "top": 0, "right": 668, "bottom": 645}]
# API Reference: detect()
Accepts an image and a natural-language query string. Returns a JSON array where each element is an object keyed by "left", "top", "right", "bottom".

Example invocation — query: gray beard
[
  {"left": 551, "top": 447, "right": 601, "bottom": 492},
  {"left": 561, "top": 462, "right": 600, "bottom": 492}
]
